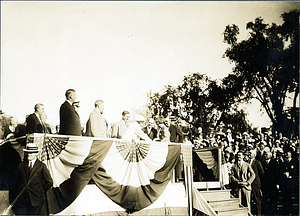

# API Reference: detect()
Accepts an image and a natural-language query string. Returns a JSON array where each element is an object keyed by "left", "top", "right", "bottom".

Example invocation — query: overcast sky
[{"left": 1, "top": 1, "right": 299, "bottom": 129}]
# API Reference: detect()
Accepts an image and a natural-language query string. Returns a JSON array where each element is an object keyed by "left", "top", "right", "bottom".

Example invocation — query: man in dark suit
[
  {"left": 59, "top": 89, "right": 82, "bottom": 136},
  {"left": 168, "top": 117, "right": 184, "bottom": 182},
  {"left": 0, "top": 137, "right": 21, "bottom": 190},
  {"left": 26, "top": 103, "right": 45, "bottom": 134},
  {"left": 255, "top": 141, "right": 267, "bottom": 162},
  {"left": 3, "top": 116, "right": 19, "bottom": 139},
  {"left": 248, "top": 150, "right": 264, "bottom": 216},
  {"left": 279, "top": 149, "right": 299, "bottom": 214},
  {"left": 231, "top": 151, "right": 256, "bottom": 212},
  {"left": 169, "top": 116, "right": 183, "bottom": 143},
  {"left": 142, "top": 118, "right": 157, "bottom": 140},
  {"left": 10, "top": 143, "right": 53, "bottom": 215},
  {"left": 261, "top": 151, "right": 278, "bottom": 215}
]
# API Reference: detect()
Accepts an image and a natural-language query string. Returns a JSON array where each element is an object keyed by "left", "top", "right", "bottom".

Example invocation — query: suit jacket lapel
[
  {"left": 97, "top": 110, "right": 108, "bottom": 128},
  {"left": 67, "top": 101, "right": 79, "bottom": 116},
  {"left": 235, "top": 164, "right": 240, "bottom": 177},
  {"left": 28, "top": 160, "right": 38, "bottom": 181},
  {"left": 121, "top": 121, "right": 126, "bottom": 131},
  {"left": 23, "top": 163, "right": 30, "bottom": 181}
]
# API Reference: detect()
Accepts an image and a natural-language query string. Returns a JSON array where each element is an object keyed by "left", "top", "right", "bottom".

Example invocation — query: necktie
[
  {"left": 28, "top": 162, "right": 32, "bottom": 176},
  {"left": 125, "top": 121, "right": 129, "bottom": 128}
]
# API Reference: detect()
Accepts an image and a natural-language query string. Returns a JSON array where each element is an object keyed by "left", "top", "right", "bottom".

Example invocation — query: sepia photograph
[{"left": 0, "top": 1, "right": 299, "bottom": 215}]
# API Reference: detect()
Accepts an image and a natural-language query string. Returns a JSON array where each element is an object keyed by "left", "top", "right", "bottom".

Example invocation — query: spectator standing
[
  {"left": 85, "top": 100, "right": 108, "bottom": 138},
  {"left": 256, "top": 141, "right": 266, "bottom": 162},
  {"left": 155, "top": 117, "right": 170, "bottom": 142},
  {"left": 10, "top": 143, "right": 53, "bottom": 215},
  {"left": 249, "top": 150, "right": 264, "bottom": 216},
  {"left": 231, "top": 151, "right": 256, "bottom": 212},
  {"left": 59, "top": 89, "right": 81, "bottom": 136},
  {"left": 261, "top": 151, "right": 278, "bottom": 215},
  {"left": 169, "top": 116, "right": 183, "bottom": 143},
  {"left": 26, "top": 104, "right": 45, "bottom": 134},
  {"left": 278, "top": 149, "right": 299, "bottom": 214},
  {"left": 271, "top": 140, "right": 283, "bottom": 159},
  {"left": 169, "top": 116, "right": 184, "bottom": 182}
]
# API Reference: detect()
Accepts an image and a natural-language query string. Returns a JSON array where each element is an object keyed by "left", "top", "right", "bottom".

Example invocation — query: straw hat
[{"left": 23, "top": 143, "right": 40, "bottom": 153}]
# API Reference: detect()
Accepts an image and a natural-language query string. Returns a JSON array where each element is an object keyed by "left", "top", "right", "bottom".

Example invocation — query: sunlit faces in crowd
[
  {"left": 248, "top": 150, "right": 256, "bottom": 159},
  {"left": 237, "top": 151, "right": 244, "bottom": 162}
]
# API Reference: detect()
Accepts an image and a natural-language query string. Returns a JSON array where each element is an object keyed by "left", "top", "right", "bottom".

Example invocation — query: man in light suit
[
  {"left": 59, "top": 89, "right": 81, "bottom": 136},
  {"left": 248, "top": 149, "right": 264, "bottom": 216},
  {"left": 85, "top": 100, "right": 108, "bottom": 138},
  {"left": 26, "top": 103, "right": 45, "bottom": 134},
  {"left": 231, "top": 151, "right": 256, "bottom": 212},
  {"left": 10, "top": 143, "right": 53, "bottom": 215},
  {"left": 111, "top": 111, "right": 130, "bottom": 139}
]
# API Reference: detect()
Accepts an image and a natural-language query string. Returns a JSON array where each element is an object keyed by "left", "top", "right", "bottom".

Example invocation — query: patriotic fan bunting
[{"left": 28, "top": 134, "right": 181, "bottom": 214}]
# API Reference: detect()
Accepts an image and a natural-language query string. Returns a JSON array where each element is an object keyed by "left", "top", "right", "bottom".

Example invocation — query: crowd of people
[
  {"left": 0, "top": 88, "right": 299, "bottom": 215},
  {"left": 192, "top": 123, "right": 299, "bottom": 216}
]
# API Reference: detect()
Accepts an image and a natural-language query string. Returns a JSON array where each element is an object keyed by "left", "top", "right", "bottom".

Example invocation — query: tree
[
  {"left": 147, "top": 73, "right": 217, "bottom": 135},
  {"left": 222, "top": 10, "right": 299, "bottom": 136},
  {"left": 147, "top": 72, "right": 253, "bottom": 138}
]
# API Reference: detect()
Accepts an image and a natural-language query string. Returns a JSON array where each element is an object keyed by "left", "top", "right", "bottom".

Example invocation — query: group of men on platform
[{"left": 0, "top": 88, "right": 188, "bottom": 215}]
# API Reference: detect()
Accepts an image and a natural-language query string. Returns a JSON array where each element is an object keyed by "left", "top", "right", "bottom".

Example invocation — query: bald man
[{"left": 85, "top": 100, "right": 108, "bottom": 138}]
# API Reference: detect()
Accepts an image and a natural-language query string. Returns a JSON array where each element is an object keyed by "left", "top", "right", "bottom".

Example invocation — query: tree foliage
[
  {"left": 147, "top": 72, "right": 252, "bottom": 138},
  {"left": 222, "top": 9, "right": 299, "bottom": 136}
]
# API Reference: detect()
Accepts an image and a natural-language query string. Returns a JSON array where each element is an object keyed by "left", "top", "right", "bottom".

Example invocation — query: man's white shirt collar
[
  {"left": 95, "top": 108, "right": 101, "bottom": 114},
  {"left": 250, "top": 159, "right": 254, "bottom": 165},
  {"left": 66, "top": 100, "right": 73, "bottom": 105},
  {"left": 35, "top": 112, "right": 42, "bottom": 123},
  {"left": 9, "top": 125, "right": 15, "bottom": 132},
  {"left": 239, "top": 160, "right": 244, "bottom": 166},
  {"left": 29, "top": 158, "right": 37, "bottom": 167}
]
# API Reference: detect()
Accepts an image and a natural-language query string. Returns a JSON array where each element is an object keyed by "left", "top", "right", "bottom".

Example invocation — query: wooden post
[
  {"left": 182, "top": 143, "right": 193, "bottom": 216},
  {"left": 187, "top": 165, "right": 193, "bottom": 216},
  {"left": 218, "top": 147, "right": 223, "bottom": 189}
]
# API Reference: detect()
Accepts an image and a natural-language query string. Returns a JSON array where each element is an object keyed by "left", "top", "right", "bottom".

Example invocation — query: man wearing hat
[{"left": 10, "top": 143, "right": 53, "bottom": 215}]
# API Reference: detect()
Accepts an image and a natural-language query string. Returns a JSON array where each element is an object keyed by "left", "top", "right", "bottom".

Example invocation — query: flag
[{"left": 29, "top": 134, "right": 181, "bottom": 214}]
